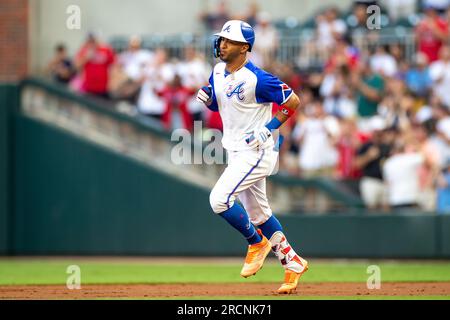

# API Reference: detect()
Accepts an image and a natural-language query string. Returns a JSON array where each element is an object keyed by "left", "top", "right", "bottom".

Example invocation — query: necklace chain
[{"left": 229, "top": 59, "right": 247, "bottom": 80}]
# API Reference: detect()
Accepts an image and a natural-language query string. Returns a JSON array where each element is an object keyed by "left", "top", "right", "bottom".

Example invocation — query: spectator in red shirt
[
  {"left": 415, "top": 6, "right": 449, "bottom": 63},
  {"left": 75, "top": 33, "right": 116, "bottom": 98},
  {"left": 157, "top": 74, "right": 195, "bottom": 131},
  {"left": 336, "top": 118, "right": 363, "bottom": 180}
]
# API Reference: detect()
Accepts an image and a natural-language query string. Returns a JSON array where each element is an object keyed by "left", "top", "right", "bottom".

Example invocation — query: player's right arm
[{"left": 196, "top": 72, "right": 219, "bottom": 111}]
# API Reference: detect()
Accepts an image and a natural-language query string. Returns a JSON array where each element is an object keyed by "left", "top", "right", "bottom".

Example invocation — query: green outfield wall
[{"left": 0, "top": 85, "right": 17, "bottom": 254}]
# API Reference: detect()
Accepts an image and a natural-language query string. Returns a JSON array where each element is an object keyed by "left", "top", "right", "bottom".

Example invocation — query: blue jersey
[{"left": 208, "top": 61, "right": 293, "bottom": 151}]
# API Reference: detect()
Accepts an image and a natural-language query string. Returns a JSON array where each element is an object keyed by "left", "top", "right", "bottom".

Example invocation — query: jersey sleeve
[
  {"left": 207, "top": 72, "right": 219, "bottom": 112},
  {"left": 255, "top": 71, "right": 293, "bottom": 105}
]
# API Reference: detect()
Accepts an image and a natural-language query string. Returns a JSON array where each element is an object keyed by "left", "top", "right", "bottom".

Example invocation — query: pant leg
[
  {"left": 209, "top": 148, "right": 276, "bottom": 214},
  {"left": 239, "top": 178, "right": 273, "bottom": 226}
]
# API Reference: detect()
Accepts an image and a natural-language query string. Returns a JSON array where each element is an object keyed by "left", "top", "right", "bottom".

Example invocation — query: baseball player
[{"left": 197, "top": 20, "right": 308, "bottom": 294}]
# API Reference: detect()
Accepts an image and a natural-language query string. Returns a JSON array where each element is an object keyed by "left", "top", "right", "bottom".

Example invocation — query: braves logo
[
  {"left": 226, "top": 81, "right": 246, "bottom": 101},
  {"left": 223, "top": 25, "right": 231, "bottom": 33}
]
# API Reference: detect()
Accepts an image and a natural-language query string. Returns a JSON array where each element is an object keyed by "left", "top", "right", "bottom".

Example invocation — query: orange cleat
[
  {"left": 240, "top": 230, "right": 272, "bottom": 278},
  {"left": 277, "top": 257, "right": 309, "bottom": 294}
]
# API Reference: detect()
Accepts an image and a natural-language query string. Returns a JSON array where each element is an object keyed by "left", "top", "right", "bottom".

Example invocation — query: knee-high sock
[
  {"left": 259, "top": 215, "right": 283, "bottom": 239},
  {"left": 260, "top": 215, "right": 306, "bottom": 273},
  {"left": 219, "top": 203, "right": 262, "bottom": 245}
]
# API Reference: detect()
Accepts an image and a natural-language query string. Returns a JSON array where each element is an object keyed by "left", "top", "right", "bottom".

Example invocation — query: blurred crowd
[{"left": 46, "top": 0, "right": 450, "bottom": 213}]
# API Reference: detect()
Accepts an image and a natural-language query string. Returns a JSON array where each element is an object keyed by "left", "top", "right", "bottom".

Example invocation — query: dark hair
[{"left": 55, "top": 43, "right": 66, "bottom": 52}]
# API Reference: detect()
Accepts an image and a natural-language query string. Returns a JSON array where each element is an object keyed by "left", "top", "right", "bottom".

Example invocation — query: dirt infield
[{"left": 1, "top": 282, "right": 449, "bottom": 299}]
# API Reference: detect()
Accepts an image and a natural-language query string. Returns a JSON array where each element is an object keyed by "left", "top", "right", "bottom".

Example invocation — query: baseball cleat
[
  {"left": 240, "top": 230, "right": 271, "bottom": 278},
  {"left": 277, "top": 257, "right": 309, "bottom": 294}
]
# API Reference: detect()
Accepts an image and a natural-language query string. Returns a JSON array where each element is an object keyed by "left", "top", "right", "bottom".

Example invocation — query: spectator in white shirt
[
  {"left": 320, "top": 65, "right": 357, "bottom": 118},
  {"left": 316, "top": 7, "right": 348, "bottom": 50},
  {"left": 383, "top": 142, "right": 424, "bottom": 209},
  {"left": 381, "top": 0, "right": 417, "bottom": 22},
  {"left": 370, "top": 45, "right": 398, "bottom": 78},
  {"left": 250, "top": 12, "right": 279, "bottom": 69},
  {"left": 429, "top": 45, "right": 450, "bottom": 108},
  {"left": 109, "top": 35, "right": 154, "bottom": 102},
  {"left": 137, "top": 48, "right": 175, "bottom": 121},
  {"left": 292, "top": 100, "right": 340, "bottom": 177},
  {"left": 176, "top": 47, "right": 212, "bottom": 122}
]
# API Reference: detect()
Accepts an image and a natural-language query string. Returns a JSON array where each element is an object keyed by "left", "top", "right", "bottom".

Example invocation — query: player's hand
[
  {"left": 196, "top": 86, "right": 213, "bottom": 106},
  {"left": 245, "top": 126, "right": 272, "bottom": 148}
]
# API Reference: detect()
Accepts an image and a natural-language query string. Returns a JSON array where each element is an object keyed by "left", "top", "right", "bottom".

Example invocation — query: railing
[{"left": 110, "top": 27, "right": 416, "bottom": 69}]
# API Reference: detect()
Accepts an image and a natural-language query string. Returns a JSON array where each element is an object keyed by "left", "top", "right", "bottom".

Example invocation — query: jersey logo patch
[
  {"left": 280, "top": 83, "right": 292, "bottom": 102},
  {"left": 226, "top": 81, "right": 246, "bottom": 101}
]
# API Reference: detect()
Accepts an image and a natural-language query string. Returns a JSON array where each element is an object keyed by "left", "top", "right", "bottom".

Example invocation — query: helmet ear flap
[{"left": 213, "top": 37, "right": 222, "bottom": 58}]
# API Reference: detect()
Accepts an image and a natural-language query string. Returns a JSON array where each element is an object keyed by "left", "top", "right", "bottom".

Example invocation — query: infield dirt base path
[{"left": 1, "top": 282, "right": 450, "bottom": 299}]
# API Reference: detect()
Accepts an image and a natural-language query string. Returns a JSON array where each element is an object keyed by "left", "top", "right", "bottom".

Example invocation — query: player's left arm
[
  {"left": 265, "top": 93, "right": 301, "bottom": 131},
  {"left": 246, "top": 73, "right": 300, "bottom": 146}
]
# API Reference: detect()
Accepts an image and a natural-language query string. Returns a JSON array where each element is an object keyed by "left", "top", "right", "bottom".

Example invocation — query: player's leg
[
  {"left": 209, "top": 149, "right": 273, "bottom": 277},
  {"left": 239, "top": 179, "right": 308, "bottom": 294}
]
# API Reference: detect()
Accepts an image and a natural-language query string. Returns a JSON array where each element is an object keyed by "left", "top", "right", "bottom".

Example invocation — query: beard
[{"left": 220, "top": 50, "right": 240, "bottom": 63}]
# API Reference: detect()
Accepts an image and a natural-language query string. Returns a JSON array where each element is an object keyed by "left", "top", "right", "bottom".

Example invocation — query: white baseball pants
[{"left": 209, "top": 147, "right": 279, "bottom": 226}]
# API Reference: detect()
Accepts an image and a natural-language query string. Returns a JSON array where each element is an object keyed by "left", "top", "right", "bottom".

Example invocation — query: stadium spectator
[
  {"left": 335, "top": 118, "right": 363, "bottom": 180},
  {"left": 383, "top": 140, "right": 424, "bottom": 210},
  {"left": 436, "top": 158, "right": 450, "bottom": 214},
  {"left": 47, "top": 43, "right": 75, "bottom": 84},
  {"left": 176, "top": 47, "right": 212, "bottom": 125},
  {"left": 354, "top": 123, "right": 396, "bottom": 210},
  {"left": 74, "top": 32, "right": 116, "bottom": 98},
  {"left": 109, "top": 35, "right": 154, "bottom": 102},
  {"left": 382, "top": 0, "right": 417, "bottom": 22},
  {"left": 136, "top": 48, "right": 174, "bottom": 123},
  {"left": 405, "top": 52, "right": 432, "bottom": 98},
  {"left": 429, "top": 45, "right": 450, "bottom": 108},
  {"left": 157, "top": 74, "right": 193, "bottom": 131},
  {"left": 422, "top": 0, "right": 450, "bottom": 14},
  {"left": 369, "top": 45, "right": 398, "bottom": 78},
  {"left": 320, "top": 65, "right": 357, "bottom": 118},
  {"left": 250, "top": 12, "right": 279, "bottom": 69},
  {"left": 199, "top": 0, "right": 230, "bottom": 32},
  {"left": 324, "top": 38, "right": 360, "bottom": 73},
  {"left": 316, "top": 7, "right": 348, "bottom": 51},
  {"left": 119, "top": 35, "right": 154, "bottom": 82},
  {"left": 378, "top": 77, "right": 414, "bottom": 131},
  {"left": 415, "top": 5, "right": 449, "bottom": 63},
  {"left": 430, "top": 104, "right": 450, "bottom": 165},
  {"left": 350, "top": 61, "right": 385, "bottom": 122},
  {"left": 292, "top": 100, "right": 340, "bottom": 178},
  {"left": 407, "top": 124, "right": 442, "bottom": 211},
  {"left": 233, "top": 0, "right": 260, "bottom": 27},
  {"left": 271, "top": 62, "right": 303, "bottom": 93},
  {"left": 346, "top": 2, "right": 372, "bottom": 36}
]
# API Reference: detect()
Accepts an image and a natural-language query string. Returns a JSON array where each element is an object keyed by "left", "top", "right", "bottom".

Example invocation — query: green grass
[{"left": 1, "top": 259, "right": 450, "bottom": 285}]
